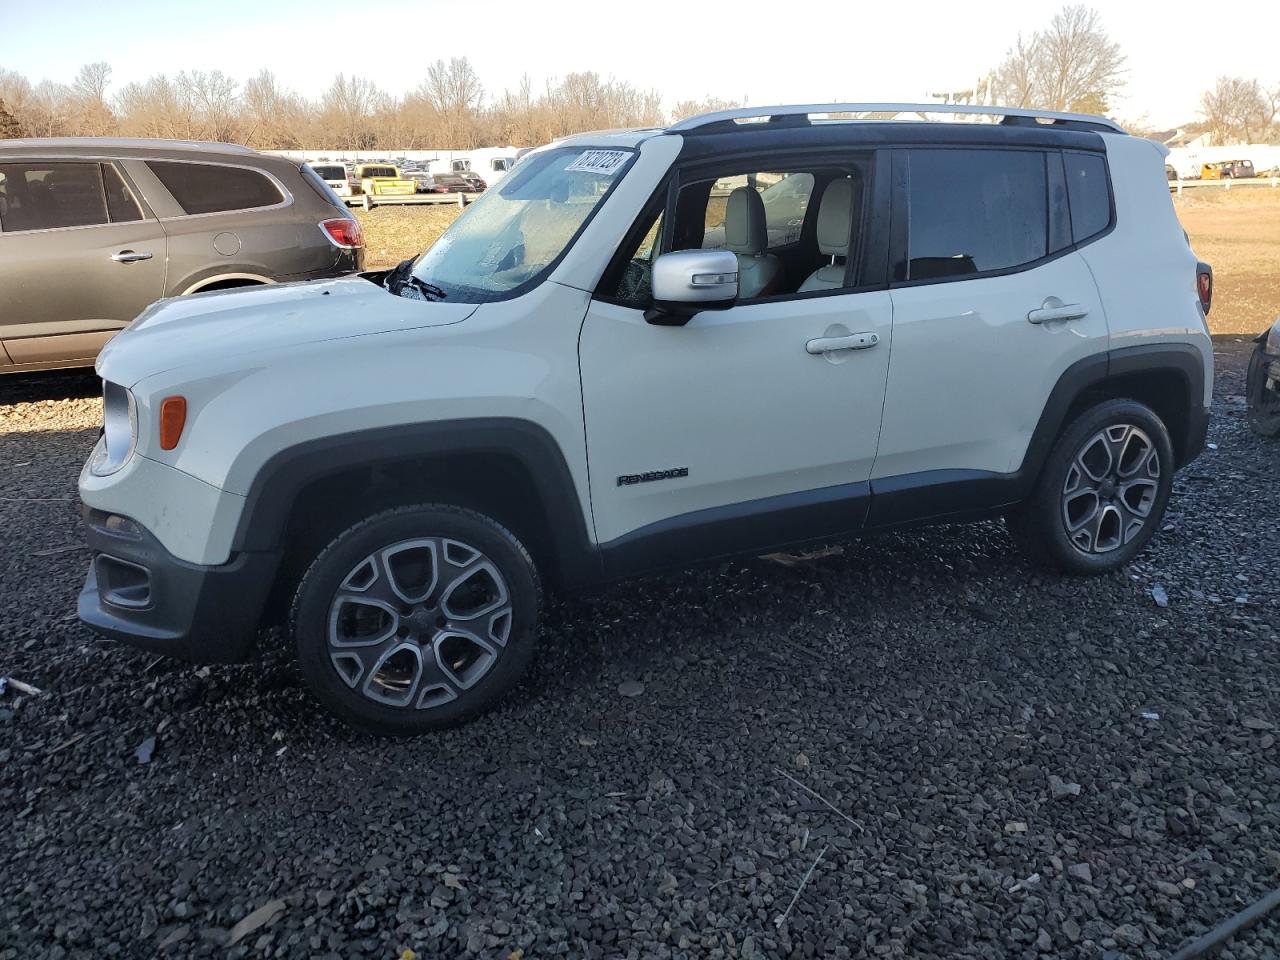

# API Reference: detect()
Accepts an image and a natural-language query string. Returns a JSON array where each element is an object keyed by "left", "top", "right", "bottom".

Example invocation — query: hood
[{"left": 98, "top": 276, "right": 478, "bottom": 387}]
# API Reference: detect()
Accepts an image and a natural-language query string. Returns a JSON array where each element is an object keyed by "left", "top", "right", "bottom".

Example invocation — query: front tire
[
  {"left": 290, "top": 504, "right": 541, "bottom": 735},
  {"left": 1008, "top": 399, "right": 1175, "bottom": 574}
]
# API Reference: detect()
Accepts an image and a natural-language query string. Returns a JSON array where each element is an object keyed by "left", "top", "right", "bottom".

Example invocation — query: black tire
[
  {"left": 1246, "top": 340, "right": 1280, "bottom": 438},
  {"left": 290, "top": 504, "right": 541, "bottom": 735},
  {"left": 1008, "top": 399, "right": 1175, "bottom": 575}
]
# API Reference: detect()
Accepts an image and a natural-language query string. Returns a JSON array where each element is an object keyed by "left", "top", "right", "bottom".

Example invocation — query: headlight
[
  {"left": 1266, "top": 317, "right": 1280, "bottom": 354},
  {"left": 89, "top": 381, "right": 137, "bottom": 477}
]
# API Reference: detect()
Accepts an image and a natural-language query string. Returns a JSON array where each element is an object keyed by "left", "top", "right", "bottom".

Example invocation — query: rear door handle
[
  {"left": 806, "top": 331, "right": 880, "bottom": 354},
  {"left": 1027, "top": 298, "right": 1087, "bottom": 324},
  {"left": 111, "top": 250, "right": 153, "bottom": 263}
]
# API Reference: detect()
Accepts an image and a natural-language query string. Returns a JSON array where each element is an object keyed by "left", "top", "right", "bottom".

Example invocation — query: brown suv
[{"left": 0, "top": 138, "right": 365, "bottom": 373}]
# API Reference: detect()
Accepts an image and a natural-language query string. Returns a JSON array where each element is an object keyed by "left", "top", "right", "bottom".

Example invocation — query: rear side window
[
  {"left": 147, "top": 161, "right": 283, "bottom": 215},
  {"left": 0, "top": 161, "right": 143, "bottom": 232},
  {"left": 1064, "top": 153, "right": 1111, "bottom": 243},
  {"left": 903, "top": 149, "right": 1047, "bottom": 281},
  {"left": 104, "top": 164, "right": 143, "bottom": 223}
]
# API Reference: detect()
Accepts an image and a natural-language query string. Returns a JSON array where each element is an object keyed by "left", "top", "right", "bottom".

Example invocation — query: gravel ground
[{"left": 1, "top": 337, "right": 1277, "bottom": 960}]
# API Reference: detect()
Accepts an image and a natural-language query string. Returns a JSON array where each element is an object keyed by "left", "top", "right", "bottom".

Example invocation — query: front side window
[
  {"left": 1064, "top": 153, "right": 1111, "bottom": 244},
  {"left": 147, "top": 161, "right": 283, "bottom": 215},
  {"left": 605, "top": 161, "right": 865, "bottom": 305},
  {"left": 903, "top": 149, "right": 1048, "bottom": 281},
  {"left": 0, "top": 161, "right": 146, "bottom": 232},
  {"left": 411, "top": 146, "right": 634, "bottom": 303},
  {"left": 700, "top": 172, "right": 815, "bottom": 251}
]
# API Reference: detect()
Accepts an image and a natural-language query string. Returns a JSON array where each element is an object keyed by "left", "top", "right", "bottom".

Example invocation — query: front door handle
[
  {"left": 806, "top": 331, "right": 880, "bottom": 354},
  {"left": 1027, "top": 298, "right": 1087, "bottom": 324},
  {"left": 111, "top": 250, "right": 153, "bottom": 263}
]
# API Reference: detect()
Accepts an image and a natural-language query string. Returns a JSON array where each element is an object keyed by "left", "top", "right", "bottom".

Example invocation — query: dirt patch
[
  {"left": 1174, "top": 190, "right": 1280, "bottom": 335},
  {"left": 354, "top": 192, "right": 1280, "bottom": 336}
]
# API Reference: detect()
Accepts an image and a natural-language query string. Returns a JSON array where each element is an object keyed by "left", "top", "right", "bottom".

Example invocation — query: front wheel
[
  {"left": 1008, "top": 399, "right": 1175, "bottom": 574},
  {"left": 1247, "top": 340, "right": 1280, "bottom": 438},
  {"left": 290, "top": 504, "right": 541, "bottom": 735}
]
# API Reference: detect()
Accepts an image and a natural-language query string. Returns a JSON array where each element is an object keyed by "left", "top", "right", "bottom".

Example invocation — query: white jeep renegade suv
[{"left": 78, "top": 104, "right": 1214, "bottom": 734}]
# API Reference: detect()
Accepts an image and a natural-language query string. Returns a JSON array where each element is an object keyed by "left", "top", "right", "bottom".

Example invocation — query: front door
[
  {"left": 578, "top": 156, "right": 892, "bottom": 574},
  {"left": 0, "top": 159, "right": 166, "bottom": 368}
]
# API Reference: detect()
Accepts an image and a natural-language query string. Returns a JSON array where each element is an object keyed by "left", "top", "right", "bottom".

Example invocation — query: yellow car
[{"left": 355, "top": 164, "right": 415, "bottom": 197}]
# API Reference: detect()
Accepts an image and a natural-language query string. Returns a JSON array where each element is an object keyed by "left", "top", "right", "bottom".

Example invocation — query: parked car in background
[
  {"left": 1201, "top": 159, "right": 1256, "bottom": 180},
  {"left": 0, "top": 138, "right": 364, "bottom": 373},
  {"left": 1248, "top": 316, "right": 1280, "bottom": 437},
  {"left": 430, "top": 172, "right": 485, "bottom": 193},
  {"left": 78, "top": 103, "right": 1212, "bottom": 733},
  {"left": 355, "top": 163, "right": 416, "bottom": 197},
  {"left": 309, "top": 162, "right": 355, "bottom": 197},
  {"left": 477, "top": 154, "right": 517, "bottom": 188}
]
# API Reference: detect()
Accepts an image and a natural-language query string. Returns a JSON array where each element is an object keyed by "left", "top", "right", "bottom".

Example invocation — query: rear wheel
[
  {"left": 291, "top": 504, "right": 541, "bottom": 734},
  {"left": 1247, "top": 340, "right": 1280, "bottom": 438},
  {"left": 1008, "top": 399, "right": 1175, "bottom": 574}
]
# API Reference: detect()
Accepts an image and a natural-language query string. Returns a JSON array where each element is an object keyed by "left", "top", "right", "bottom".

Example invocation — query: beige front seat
[
  {"left": 798, "top": 179, "right": 856, "bottom": 292},
  {"left": 723, "top": 186, "right": 782, "bottom": 299}
]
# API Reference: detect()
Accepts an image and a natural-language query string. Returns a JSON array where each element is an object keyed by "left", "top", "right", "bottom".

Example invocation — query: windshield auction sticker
[{"left": 565, "top": 150, "right": 630, "bottom": 176}]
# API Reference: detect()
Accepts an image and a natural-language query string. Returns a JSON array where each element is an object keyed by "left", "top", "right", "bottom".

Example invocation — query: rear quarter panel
[
  {"left": 1078, "top": 136, "right": 1212, "bottom": 406},
  {"left": 123, "top": 158, "right": 344, "bottom": 294}
]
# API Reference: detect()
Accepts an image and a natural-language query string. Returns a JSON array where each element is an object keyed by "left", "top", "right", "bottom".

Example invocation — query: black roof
[{"left": 676, "top": 120, "right": 1106, "bottom": 160}]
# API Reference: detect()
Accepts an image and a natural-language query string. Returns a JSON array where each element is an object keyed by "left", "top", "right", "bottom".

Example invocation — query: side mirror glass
[{"left": 645, "top": 250, "right": 739, "bottom": 326}]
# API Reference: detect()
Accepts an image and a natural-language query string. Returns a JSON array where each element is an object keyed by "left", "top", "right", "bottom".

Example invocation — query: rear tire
[
  {"left": 290, "top": 504, "right": 541, "bottom": 735},
  {"left": 1247, "top": 341, "right": 1280, "bottom": 438},
  {"left": 1008, "top": 399, "right": 1175, "bottom": 574}
]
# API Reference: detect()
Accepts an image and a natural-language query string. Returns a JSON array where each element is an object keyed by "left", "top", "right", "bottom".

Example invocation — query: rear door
[
  {"left": 872, "top": 146, "right": 1108, "bottom": 519},
  {"left": 0, "top": 159, "right": 166, "bottom": 368}
]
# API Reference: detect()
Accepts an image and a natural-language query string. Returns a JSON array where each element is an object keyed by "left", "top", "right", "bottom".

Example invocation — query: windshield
[{"left": 410, "top": 145, "right": 634, "bottom": 303}]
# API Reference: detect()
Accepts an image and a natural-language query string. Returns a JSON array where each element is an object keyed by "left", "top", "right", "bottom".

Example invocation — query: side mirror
[{"left": 645, "top": 250, "right": 739, "bottom": 326}]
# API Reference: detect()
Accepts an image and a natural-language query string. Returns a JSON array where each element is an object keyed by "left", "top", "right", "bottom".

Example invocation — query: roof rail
[{"left": 667, "top": 102, "right": 1126, "bottom": 135}]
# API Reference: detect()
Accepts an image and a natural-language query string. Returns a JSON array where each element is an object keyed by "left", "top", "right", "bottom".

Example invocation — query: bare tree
[
  {"left": 419, "top": 58, "right": 484, "bottom": 148},
  {"left": 319, "top": 74, "right": 387, "bottom": 151},
  {"left": 70, "top": 62, "right": 116, "bottom": 136},
  {"left": 991, "top": 5, "right": 1125, "bottom": 113},
  {"left": 241, "top": 70, "right": 307, "bottom": 148},
  {"left": 1200, "top": 77, "right": 1275, "bottom": 144},
  {"left": 0, "top": 96, "right": 24, "bottom": 138},
  {"left": 670, "top": 96, "right": 744, "bottom": 122}
]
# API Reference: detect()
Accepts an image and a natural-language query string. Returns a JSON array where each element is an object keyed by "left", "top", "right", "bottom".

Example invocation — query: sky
[{"left": 1, "top": 0, "right": 1272, "bottom": 130}]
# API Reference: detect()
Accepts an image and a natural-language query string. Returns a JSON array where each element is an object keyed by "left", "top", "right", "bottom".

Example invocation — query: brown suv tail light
[
  {"left": 321, "top": 217, "right": 364, "bottom": 249},
  {"left": 1196, "top": 261, "right": 1213, "bottom": 314}
]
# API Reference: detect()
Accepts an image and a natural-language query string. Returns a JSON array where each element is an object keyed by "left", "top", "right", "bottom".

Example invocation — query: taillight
[
  {"left": 321, "top": 217, "right": 364, "bottom": 249},
  {"left": 1196, "top": 261, "right": 1213, "bottom": 314}
]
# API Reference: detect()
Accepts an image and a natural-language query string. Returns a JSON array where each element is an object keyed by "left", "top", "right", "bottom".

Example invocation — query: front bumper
[{"left": 78, "top": 507, "right": 280, "bottom": 663}]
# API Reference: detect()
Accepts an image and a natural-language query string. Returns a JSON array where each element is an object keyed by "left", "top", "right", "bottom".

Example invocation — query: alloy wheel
[
  {"left": 1060, "top": 424, "right": 1161, "bottom": 555},
  {"left": 326, "top": 537, "right": 513, "bottom": 710}
]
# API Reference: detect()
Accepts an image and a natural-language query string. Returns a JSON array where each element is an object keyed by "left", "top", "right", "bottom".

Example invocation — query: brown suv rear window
[{"left": 147, "top": 161, "right": 283, "bottom": 215}]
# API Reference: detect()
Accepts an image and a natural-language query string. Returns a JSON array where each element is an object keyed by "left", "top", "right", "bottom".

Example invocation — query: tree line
[
  {"left": 0, "top": 6, "right": 1276, "bottom": 149},
  {"left": 0, "top": 59, "right": 739, "bottom": 150}
]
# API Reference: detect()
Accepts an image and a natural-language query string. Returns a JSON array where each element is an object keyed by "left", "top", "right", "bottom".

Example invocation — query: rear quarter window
[
  {"left": 1064, "top": 153, "right": 1112, "bottom": 243},
  {"left": 147, "top": 161, "right": 284, "bottom": 215}
]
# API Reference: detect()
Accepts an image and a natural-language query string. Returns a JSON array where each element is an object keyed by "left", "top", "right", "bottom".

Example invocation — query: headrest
[
  {"left": 723, "top": 186, "right": 767, "bottom": 255},
  {"left": 816, "top": 179, "right": 856, "bottom": 257}
]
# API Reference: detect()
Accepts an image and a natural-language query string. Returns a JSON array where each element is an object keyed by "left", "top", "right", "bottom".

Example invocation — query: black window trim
[
  {"left": 594, "top": 145, "right": 891, "bottom": 309},
  {"left": 0, "top": 158, "right": 147, "bottom": 236},
  {"left": 889, "top": 144, "right": 1117, "bottom": 289},
  {"left": 145, "top": 157, "right": 292, "bottom": 220}
]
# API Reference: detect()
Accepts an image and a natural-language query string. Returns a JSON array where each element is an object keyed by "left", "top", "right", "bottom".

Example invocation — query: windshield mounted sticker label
[{"left": 566, "top": 150, "right": 630, "bottom": 176}]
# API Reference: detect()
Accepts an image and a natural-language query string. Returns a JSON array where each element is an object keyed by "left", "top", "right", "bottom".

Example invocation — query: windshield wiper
[
  {"left": 401, "top": 276, "right": 447, "bottom": 301},
  {"left": 383, "top": 257, "right": 446, "bottom": 301}
]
